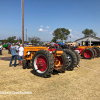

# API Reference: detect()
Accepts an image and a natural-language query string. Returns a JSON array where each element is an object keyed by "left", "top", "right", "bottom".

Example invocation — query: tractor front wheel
[
  {"left": 22, "top": 59, "right": 27, "bottom": 69},
  {"left": 27, "top": 61, "right": 31, "bottom": 69}
]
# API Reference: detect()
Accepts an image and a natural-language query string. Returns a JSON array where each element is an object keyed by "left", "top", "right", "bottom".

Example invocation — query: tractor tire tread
[
  {"left": 32, "top": 50, "right": 54, "bottom": 78},
  {"left": 58, "top": 52, "right": 69, "bottom": 73},
  {"left": 63, "top": 49, "right": 77, "bottom": 71},
  {"left": 93, "top": 47, "right": 100, "bottom": 57},
  {"left": 73, "top": 50, "right": 80, "bottom": 65},
  {"left": 82, "top": 49, "right": 94, "bottom": 59}
]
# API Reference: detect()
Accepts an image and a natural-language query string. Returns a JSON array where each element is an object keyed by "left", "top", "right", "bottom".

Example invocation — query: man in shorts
[{"left": 18, "top": 44, "right": 24, "bottom": 66}]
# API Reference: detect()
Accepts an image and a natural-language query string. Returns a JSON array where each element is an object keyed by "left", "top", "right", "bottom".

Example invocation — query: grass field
[{"left": 0, "top": 50, "right": 100, "bottom": 100}]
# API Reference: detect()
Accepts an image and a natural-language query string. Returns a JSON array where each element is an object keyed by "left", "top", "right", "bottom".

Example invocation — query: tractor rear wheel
[
  {"left": 63, "top": 49, "right": 77, "bottom": 71},
  {"left": 82, "top": 49, "right": 94, "bottom": 59},
  {"left": 93, "top": 47, "right": 100, "bottom": 57},
  {"left": 89, "top": 48, "right": 97, "bottom": 57},
  {"left": 54, "top": 52, "right": 69, "bottom": 73},
  {"left": 72, "top": 50, "right": 80, "bottom": 65},
  {"left": 32, "top": 50, "right": 54, "bottom": 78}
]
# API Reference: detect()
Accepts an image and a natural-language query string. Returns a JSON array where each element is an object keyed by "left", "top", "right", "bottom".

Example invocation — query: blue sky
[{"left": 0, "top": 0, "right": 100, "bottom": 42}]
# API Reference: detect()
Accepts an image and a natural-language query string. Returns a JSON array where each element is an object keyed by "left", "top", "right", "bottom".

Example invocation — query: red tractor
[{"left": 75, "top": 46, "right": 100, "bottom": 59}]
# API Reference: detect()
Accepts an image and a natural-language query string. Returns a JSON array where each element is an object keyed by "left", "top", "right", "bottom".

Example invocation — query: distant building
[
  {"left": 65, "top": 42, "right": 76, "bottom": 46},
  {"left": 74, "top": 36, "right": 100, "bottom": 46}
]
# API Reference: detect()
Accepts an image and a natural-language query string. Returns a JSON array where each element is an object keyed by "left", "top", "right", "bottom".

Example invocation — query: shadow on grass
[
  {"left": 12, "top": 64, "right": 19, "bottom": 66},
  {"left": 81, "top": 57, "right": 92, "bottom": 60},
  {"left": 0, "top": 57, "right": 11, "bottom": 61},
  {"left": 30, "top": 69, "right": 61, "bottom": 78},
  {"left": 0, "top": 56, "right": 20, "bottom": 61}
]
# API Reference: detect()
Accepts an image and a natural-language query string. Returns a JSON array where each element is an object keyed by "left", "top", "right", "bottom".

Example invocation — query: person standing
[
  {"left": 55, "top": 42, "right": 58, "bottom": 49},
  {"left": 16, "top": 44, "right": 20, "bottom": 60},
  {"left": 8, "top": 44, "right": 11, "bottom": 54},
  {"left": 9, "top": 43, "right": 18, "bottom": 67},
  {"left": 0, "top": 44, "right": 3, "bottom": 55},
  {"left": 18, "top": 44, "right": 24, "bottom": 66}
]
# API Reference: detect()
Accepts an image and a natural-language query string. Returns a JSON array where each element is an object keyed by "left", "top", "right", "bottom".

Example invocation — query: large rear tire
[
  {"left": 93, "top": 47, "right": 100, "bottom": 57},
  {"left": 82, "top": 49, "right": 94, "bottom": 59},
  {"left": 32, "top": 50, "right": 54, "bottom": 78},
  {"left": 89, "top": 48, "right": 97, "bottom": 58},
  {"left": 72, "top": 50, "right": 80, "bottom": 65},
  {"left": 54, "top": 52, "right": 69, "bottom": 73},
  {"left": 63, "top": 49, "right": 77, "bottom": 71}
]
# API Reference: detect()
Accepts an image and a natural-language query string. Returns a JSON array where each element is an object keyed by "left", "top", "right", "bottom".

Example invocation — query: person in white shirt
[
  {"left": 18, "top": 44, "right": 24, "bottom": 66},
  {"left": 0, "top": 44, "right": 3, "bottom": 55}
]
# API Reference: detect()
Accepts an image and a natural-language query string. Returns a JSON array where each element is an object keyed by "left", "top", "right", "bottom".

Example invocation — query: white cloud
[
  {"left": 49, "top": 31, "right": 54, "bottom": 34},
  {"left": 69, "top": 29, "right": 72, "bottom": 32},
  {"left": 38, "top": 28, "right": 44, "bottom": 31},
  {"left": 40, "top": 25, "right": 43, "bottom": 27},
  {"left": 46, "top": 26, "right": 50, "bottom": 28},
  {"left": 38, "top": 28, "right": 48, "bottom": 32}
]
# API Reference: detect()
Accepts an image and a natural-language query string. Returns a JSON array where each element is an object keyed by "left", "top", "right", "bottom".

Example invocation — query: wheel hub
[
  {"left": 35, "top": 55, "right": 47, "bottom": 72},
  {"left": 84, "top": 50, "right": 92, "bottom": 58},
  {"left": 67, "top": 55, "right": 72, "bottom": 66}
]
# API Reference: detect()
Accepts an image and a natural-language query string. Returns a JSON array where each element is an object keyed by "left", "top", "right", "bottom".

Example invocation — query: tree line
[
  {"left": 0, "top": 36, "right": 22, "bottom": 44},
  {"left": 0, "top": 36, "right": 41, "bottom": 44},
  {"left": 0, "top": 28, "right": 96, "bottom": 44}
]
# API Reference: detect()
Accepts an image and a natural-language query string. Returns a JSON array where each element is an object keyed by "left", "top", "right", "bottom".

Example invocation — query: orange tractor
[
  {"left": 23, "top": 46, "right": 69, "bottom": 77},
  {"left": 75, "top": 46, "right": 100, "bottom": 59}
]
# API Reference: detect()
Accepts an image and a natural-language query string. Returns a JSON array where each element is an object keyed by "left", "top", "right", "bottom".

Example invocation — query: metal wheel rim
[
  {"left": 34, "top": 54, "right": 47, "bottom": 73},
  {"left": 67, "top": 55, "right": 72, "bottom": 66},
  {"left": 84, "top": 50, "right": 92, "bottom": 58},
  {"left": 55, "top": 56, "right": 63, "bottom": 67}
]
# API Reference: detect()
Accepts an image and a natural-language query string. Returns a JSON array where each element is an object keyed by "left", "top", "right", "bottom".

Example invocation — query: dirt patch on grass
[{"left": 0, "top": 50, "right": 100, "bottom": 100}]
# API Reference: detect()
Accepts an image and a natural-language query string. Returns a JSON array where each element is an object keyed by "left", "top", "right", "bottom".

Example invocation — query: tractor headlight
[{"left": 27, "top": 51, "right": 30, "bottom": 55}]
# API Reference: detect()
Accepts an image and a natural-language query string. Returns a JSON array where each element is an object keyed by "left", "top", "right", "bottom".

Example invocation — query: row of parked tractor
[{"left": 22, "top": 44, "right": 100, "bottom": 78}]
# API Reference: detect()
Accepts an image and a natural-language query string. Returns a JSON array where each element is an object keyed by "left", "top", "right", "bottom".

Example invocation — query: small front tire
[{"left": 22, "top": 60, "right": 27, "bottom": 69}]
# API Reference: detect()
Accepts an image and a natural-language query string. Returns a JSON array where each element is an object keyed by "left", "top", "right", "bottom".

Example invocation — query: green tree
[
  {"left": 1, "top": 39, "right": 8, "bottom": 44},
  {"left": 7, "top": 36, "right": 16, "bottom": 43},
  {"left": 28, "top": 36, "right": 40, "bottom": 44},
  {"left": 82, "top": 28, "right": 96, "bottom": 37},
  {"left": 53, "top": 28, "right": 70, "bottom": 41},
  {"left": 51, "top": 37, "right": 57, "bottom": 42}
]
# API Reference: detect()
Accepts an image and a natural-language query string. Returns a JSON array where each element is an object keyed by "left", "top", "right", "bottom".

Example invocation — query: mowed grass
[{"left": 0, "top": 50, "right": 100, "bottom": 100}]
